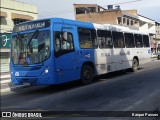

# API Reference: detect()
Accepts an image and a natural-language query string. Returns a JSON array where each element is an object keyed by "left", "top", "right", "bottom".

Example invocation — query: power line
[
  {"left": 38, "top": 0, "right": 143, "bottom": 18},
  {"left": 112, "top": 0, "right": 142, "bottom": 5}
]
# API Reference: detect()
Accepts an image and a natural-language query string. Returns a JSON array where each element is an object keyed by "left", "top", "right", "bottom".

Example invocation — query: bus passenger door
[{"left": 54, "top": 25, "right": 78, "bottom": 83}]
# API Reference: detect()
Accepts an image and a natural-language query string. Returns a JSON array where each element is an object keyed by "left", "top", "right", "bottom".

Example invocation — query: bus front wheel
[
  {"left": 81, "top": 65, "right": 94, "bottom": 85},
  {"left": 132, "top": 58, "right": 138, "bottom": 72}
]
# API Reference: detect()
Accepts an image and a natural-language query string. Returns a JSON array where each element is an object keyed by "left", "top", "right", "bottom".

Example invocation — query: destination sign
[{"left": 13, "top": 20, "right": 50, "bottom": 32}]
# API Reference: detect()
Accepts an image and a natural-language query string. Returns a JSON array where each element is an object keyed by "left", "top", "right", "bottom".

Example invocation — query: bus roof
[
  {"left": 93, "top": 23, "right": 148, "bottom": 34},
  {"left": 51, "top": 18, "right": 94, "bottom": 29},
  {"left": 13, "top": 17, "right": 148, "bottom": 35},
  {"left": 51, "top": 18, "right": 148, "bottom": 35}
]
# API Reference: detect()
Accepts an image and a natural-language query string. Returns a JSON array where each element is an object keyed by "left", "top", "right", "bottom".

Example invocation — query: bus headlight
[
  {"left": 42, "top": 67, "right": 49, "bottom": 75},
  {"left": 44, "top": 69, "right": 49, "bottom": 74},
  {"left": 11, "top": 71, "right": 14, "bottom": 75}
]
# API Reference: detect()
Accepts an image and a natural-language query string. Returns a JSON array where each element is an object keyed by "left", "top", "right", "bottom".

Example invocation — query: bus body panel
[
  {"left": 52, "top": 19, "right": 95, "bottom": 84},
  {"left": 10, "top": 18, "right": 151, "bottom": 86},
  {"left": 94, "top": 48, "right": 116, "bottom": 75},
  {"left": 133, "top": 47, "right": 151, "bottom": 65},
  {"left": 53, "top": 23, "right": 78, "bottom": 83},
  {"left": 10, "top": 21, "right": 56, "bottom": 85},
  {"left": 10, "top": 62, "right": 55, "bottom": 85}
]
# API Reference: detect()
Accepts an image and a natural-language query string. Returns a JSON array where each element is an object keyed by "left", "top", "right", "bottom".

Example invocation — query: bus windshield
[{"left": 11, "top": 30, "right": 50, "bottom": 65}]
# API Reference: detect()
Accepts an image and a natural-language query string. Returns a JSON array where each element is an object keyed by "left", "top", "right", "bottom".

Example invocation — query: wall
[
  {"left": 75, "top": 10, "right": 122, "bottom": 24},
  {"left": 0, "top": 0, "right": 38, "bottom": 72},
  {"left": 0, "top": 0, "right": 37, "bottom": 33},
  {"left": 138, "top": 15, "right": 155, "bottom": 34}
]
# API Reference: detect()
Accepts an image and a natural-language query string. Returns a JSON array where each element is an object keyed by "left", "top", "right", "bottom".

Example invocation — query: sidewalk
[
  {"left": 151, "top": 57, "right": 159, "bottom": 61},
  {"left": 0, "top": 72, "right": 11, "bottom": 85},
  {"left": 0, "top": 58, "right": 158, "bottom": 80},
  {"left": 0, "top": 64, "right": 10, "bottom": 73},
  {"left": 0, "top": 72, "right": 11, "bottom": 93},
  {"left": 1, "top": 72, "right": 32, "bottom": 93},
  {"left": 0, "top": 72, "right": 11, "bottom": 79}
]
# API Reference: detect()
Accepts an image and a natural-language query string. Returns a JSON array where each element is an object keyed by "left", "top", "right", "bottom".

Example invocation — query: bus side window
[
  {"left": 62, "top": 32, "right": 74, "bottom": 50},
  {"left": 68, "top": 33, "right": 74, "bottom": 49},
  {"left": 97, "top": 30, "right": 113, "bottom": 49},
  {"left": 54, "top": 31, "right": 74, "bottom": 57},
  {"left": 112, "top": 31, "right": 125, "bottom": 48},
  {"left": 55, "top": 32, "right": 61, "bottom": 52},
  {"left": 91, "top": 30, "right": 97, "bottom": 48},
  {"left": 134, "top": 34, "right": 143, "bottom": 48},
  {"left": 78, "top": 27, "right": 96, "bottom": 49},
  {"left": 55, "top": 38, "right": 60, "bottom": 51},
  {"left": 143, "top": 35, "right": 150, "bottom": 47},
  {"left": 124, "top": 33, "right": 135, "bottom": 48}
]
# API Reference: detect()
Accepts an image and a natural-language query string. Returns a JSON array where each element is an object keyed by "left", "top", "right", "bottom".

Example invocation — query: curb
[
  {"left": 1, "top": 79, "right": 11, "bottom": 84},
  {"left": 1, "top": 82, "right": 31, "bottom": 93},
  {"left": 0, "top": 75, "right": 11, "bottom": 79},
  {"left": 1, "top": 88, "right": 11, "bottom": 93}
]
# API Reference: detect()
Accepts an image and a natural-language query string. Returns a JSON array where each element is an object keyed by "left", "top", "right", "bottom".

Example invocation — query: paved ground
[
  {"left": 1, "top": 59, "right": 160, "bottom": 120},
  {"left": 0, "top": 57, "right": 158, "bottom": 93}
]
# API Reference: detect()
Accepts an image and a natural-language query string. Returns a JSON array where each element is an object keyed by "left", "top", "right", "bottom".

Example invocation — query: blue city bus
[{"left": 10, "top": 18, "right": 151, "bottom": 86}]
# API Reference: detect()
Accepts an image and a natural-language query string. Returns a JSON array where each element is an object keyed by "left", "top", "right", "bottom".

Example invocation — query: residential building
[
  {"left": 138, "top": 15, "right": 156, "bottom": 54},
  {"left": 73, "top": 4, "right": 159, "bottom": 54},
  {"left": 154, "top": 22, "right": 160, "bottom": 53},
  {"left": 74, "top": 4, "right": 139, "bottom": 30},
  {"left": 0, "top": 0, "right": 38, "bottom": 72}
]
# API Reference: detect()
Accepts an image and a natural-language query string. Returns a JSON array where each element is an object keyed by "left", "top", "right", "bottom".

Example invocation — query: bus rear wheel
[
  {"left": 81, "top": 65, "right": 94, "bottom": 85},
  {"left": 132, "top": 58, "right": 138, "bottom": 72}
]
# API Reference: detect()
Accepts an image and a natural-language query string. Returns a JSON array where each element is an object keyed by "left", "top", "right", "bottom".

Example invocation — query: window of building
[
  {"left": 135, "top": 21, "right": 139, "bottom": 25},
  {"left": 127, "top": 19, "right": 130, "bottom": 25},
  {"left": 78, "top": 28, "right": 97, "bottom": 49},
  {"left": 97, "top": 30, "right": 113, "bottom": 49},
  {"left": 131, "top": 20, "right": 134, "bottom": 26},
  {"left": 112, "top": 31, "right": 125, "bottom": 48},
  {"left": 143, "top": 35, "right": 150, "bottom": 47},
  {"left": 86, "top": 7, "right": 96, "bottom": 13},
  {"left": 134, "top": 34, "right": 143, "bottom": 48},
  {"left": 123, "top": 18, "right": 126, "bottom": 24},
  {"left": 0, "top": 17, "right": 7, "bottom": 25},
  {"left": 124, "top": 33, "right": 135, "bottom": 48},
  {"left": 13, "top": 19, "right": 28, "bottom": 25},
  {"left": 76, "top": 7, "right": 86, "bottom": 14},
  {"left": 117, "top": 17, "right": 122, "bottom": 25}
]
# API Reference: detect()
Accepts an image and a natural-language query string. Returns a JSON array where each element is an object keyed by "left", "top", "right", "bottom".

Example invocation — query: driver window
[
  {"left": 54, "top": 32, "right": 74, "bottom": 51},
  {"left": 55, "top": 33, "right": 61, "bottom": 52}
]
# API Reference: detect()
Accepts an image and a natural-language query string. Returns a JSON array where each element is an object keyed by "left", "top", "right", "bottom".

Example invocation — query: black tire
[
  {"left": 80, "top": 65, "right": 94, "bottom": 85},
  {"left": 158, "top": 55, "right": 160, "bottom": 60},
  {"left": 132, "top": 58, "right": 138, "bottom": 72}
]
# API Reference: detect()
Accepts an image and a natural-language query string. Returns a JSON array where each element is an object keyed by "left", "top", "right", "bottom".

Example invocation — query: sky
[{"left": 17, "top": 0, "right": 160, "bottom": 22}]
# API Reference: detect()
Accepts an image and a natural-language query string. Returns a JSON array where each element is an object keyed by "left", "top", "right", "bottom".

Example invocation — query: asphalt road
[{"left": 1, "top": 60, "right": 160, "bottom": 120}]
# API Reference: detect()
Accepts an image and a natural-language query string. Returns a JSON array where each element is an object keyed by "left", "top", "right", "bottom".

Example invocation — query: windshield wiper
[{"left": 27, "top": 30, "right": 39, "bottom": 46}]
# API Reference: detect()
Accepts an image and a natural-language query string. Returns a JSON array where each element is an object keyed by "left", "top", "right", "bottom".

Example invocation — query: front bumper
[
  {"left": 11, "top": 72, "right": 54, "bottom": 85},
  {"left": 8, "top": 81, "right": 31, "bottom": 92}
]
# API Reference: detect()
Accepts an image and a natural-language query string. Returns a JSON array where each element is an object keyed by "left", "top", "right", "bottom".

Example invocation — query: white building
[
  {"left": 138, "top": 14, "right": 156, "bottom": 54},
  {"left": 154, "top": 22, "right": 160, "bottom": 53},
  {"left": 138, "top": 15, "right": 155, "bottom": 34},
  {"left": 0, "top": 0, "right": 38, "bottom": 72}
]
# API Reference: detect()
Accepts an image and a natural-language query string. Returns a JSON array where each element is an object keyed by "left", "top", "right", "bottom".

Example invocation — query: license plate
[{"left": 23, "top": 82, "right": 30, "bottom": 86}]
